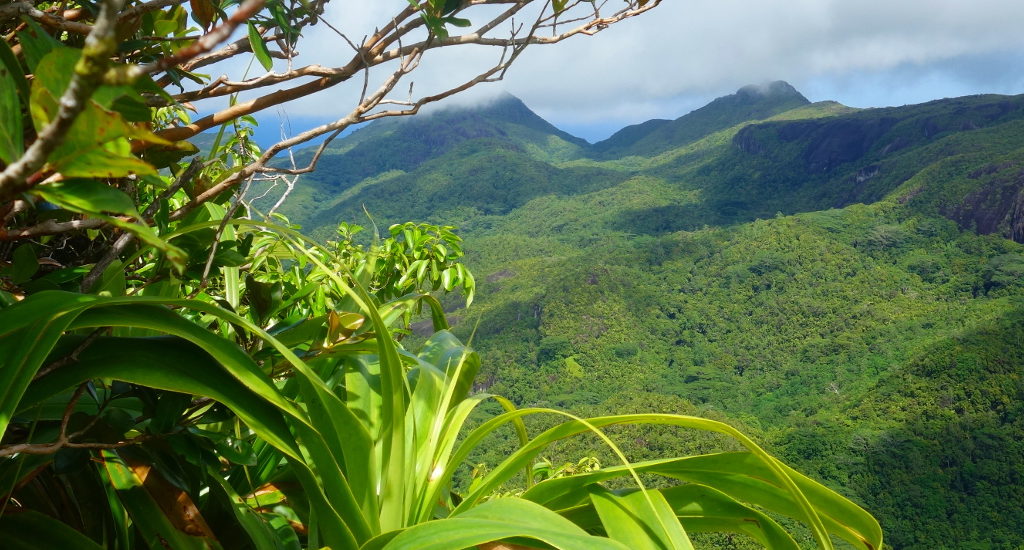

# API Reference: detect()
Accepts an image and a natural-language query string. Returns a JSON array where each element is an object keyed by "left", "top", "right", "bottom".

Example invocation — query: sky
[{"left": 232, "top": 0, "right": 1024, "bottom": 146}]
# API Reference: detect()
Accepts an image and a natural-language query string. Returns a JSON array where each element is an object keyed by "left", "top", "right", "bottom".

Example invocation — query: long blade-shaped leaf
[
  {"left": 451, "top": 412, "right": 836, "bottom": 548},
  {"left": 98, "top": 450, "right": 218, "bottom": 550},
  {"left": 372, "top": 498, "right": 631, "bottom": 550},
  {"left": 0, "top": 509, "right": 106, "bottom": 550},
  {"left": 561, "top": 485, "right": 799, "bottom": 550},
  {"left": 589, "top": 487, "right": 694, "bottom": 550},
  {"left": 525, "top": 452, "right": 880, "bottom": 550}
]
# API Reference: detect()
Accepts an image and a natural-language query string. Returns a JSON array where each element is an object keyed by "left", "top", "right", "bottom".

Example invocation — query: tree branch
[{"left": 0, "top": 0, "right": 125, "bottom": 204}]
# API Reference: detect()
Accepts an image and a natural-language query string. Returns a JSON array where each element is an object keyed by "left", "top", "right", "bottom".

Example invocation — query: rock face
[{"left": 947, "top": 166, "right": 1024, "bottom": 244}]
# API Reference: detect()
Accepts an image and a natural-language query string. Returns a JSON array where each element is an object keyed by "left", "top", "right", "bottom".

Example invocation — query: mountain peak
[
  {"left": 735, "top": 80, "right": 806, "bottom": 102},
  {"left": 594, "top": 80, "right": 809, "bottom": 156}
]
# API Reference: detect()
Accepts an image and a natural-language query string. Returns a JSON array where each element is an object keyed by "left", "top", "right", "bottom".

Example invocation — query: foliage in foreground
[
  {"left": 0, "top": 0, "right": 880, "bottom": 547},
  {"left": 0, "top": 218, "right": 882, "bottom": 549}
]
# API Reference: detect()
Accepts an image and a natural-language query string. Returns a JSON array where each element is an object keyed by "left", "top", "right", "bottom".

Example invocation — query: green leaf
[
  {"left": 8, "top": 244, "right": 39, "bottom": 284},
  {"left": 0, "top": 509, "right": 106, "bottom": 550},
  {"left": 589, "top": 487, "right": 694, "bottom": 550},
  {"left": 442, "top": 16, "right": 471, "bottom": 27},
  {"left": 247, "top": 22, "right": 275, "bottom": 71},
  {"left": 524, "top": 451, "right": 881, "bottom": 550},
  {"left": 246, "top": 275, "right": 283, "bottom": 324},
  {"left": 0, "top": 34, "right": 30, "bottom": 104},
  {"left": 0, "top": 43, "right": 23, "bottom": 164},
  {"left": 374, "top": 498, "right": 631, "bottom": 550},
  {"left": 0, "top": 291, "right": 94, "bottom": 437},
  {"left": 31, "top": 47, "right": 78, "bottom": 99},
  {"left": 31, "top": 180, "right": 140, "bottom": 217},
  {"left": 98, "top": 450, "right": 220, "bottom": 550},
  {"left": 29, "top": 84, "right": 158, "bottom": 178},
  {"left": 15, "top": 19, "right": 61, "bottom": 72},
  {"left": 664, "top": 485, "right": 799, "bottom": 550}
]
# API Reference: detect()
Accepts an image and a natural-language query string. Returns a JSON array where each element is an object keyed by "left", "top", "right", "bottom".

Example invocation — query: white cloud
[
  {"left": 500, "top": 0, "right": 1024, "bottom": 126},
  {"left": 200, "top": 0, "right": 1024, "bottom": 142}
]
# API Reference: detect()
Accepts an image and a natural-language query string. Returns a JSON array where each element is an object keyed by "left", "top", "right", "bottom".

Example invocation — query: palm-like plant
[
  {"left": 0, "top": 217, "right": 881, "bottom": 549},
  {"left": 0, "top": 1, "right": 880, "bottom": 544}
]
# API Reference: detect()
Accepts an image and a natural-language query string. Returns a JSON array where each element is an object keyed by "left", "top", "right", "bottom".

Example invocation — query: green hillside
[{"left": 269, "top": 84, "right": 1024, "bottom": 548}]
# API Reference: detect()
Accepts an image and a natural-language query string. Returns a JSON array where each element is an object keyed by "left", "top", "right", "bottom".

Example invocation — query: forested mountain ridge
[
  {"left": 593, "top": 80, "right": 811, "bottom": 157},
  {"left": 268, "top": 83, "right": 1024, "bottom": 548}
]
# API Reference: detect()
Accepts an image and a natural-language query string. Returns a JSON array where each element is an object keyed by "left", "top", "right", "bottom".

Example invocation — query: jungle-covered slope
[{"left": 264, "top": 83, "right": 1024, "bottom": 548}]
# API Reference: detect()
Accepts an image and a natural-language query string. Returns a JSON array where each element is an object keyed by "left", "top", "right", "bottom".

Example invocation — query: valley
[{"left": 259, "top": 82, "right": 1024, "bottom": 548}]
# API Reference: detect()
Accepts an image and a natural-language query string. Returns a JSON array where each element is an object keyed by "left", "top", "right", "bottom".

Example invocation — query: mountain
[
  {"left": 264, "top": 83, "right": 1024, "bottom": 548},
  {"left": 593, "top": 80, "right": 810, "bottom": 157},
  {"left": 288, "top": 93, "right": 587, "bottom": 189}
]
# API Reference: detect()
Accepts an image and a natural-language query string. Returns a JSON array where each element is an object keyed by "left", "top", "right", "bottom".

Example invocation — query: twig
[
  {"left": 0, "top": 218, "right": 108, "bottom": 240},
  {"left": 135, "top": 0, "right": 266, "bottom": 77},
  {"left": 0, "top": 383, "right": 151, "bottom": 458},
  {"left": 0, "top": 0, "right": 126, "bottom": 204},
  {"left": 187, "top": 173, "right": 256, "bottom": 298},
  {"left": 33, "top": 328, "right": 107, "bottom": 381},
  {"left": 79, "top": 158, "right": 203, "bottom": 293}
]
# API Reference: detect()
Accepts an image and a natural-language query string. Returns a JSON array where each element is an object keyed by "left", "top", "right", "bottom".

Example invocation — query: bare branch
[
  {"left": 1, "top": 218, "right": 108, "bottom": 240},
  {"left": 0, "top": 2, "right": 93, "bottom": 35},
  {"left": 135, "top": 0, "right": 267, "bottom": 77},
  {"left": 118, "top": 0, "right": 190, "bottom": 20},
  {"left": 155, "top": 0, "right": 659, "bottom": 218},
  {"left": 0, "top": 382, "right": 151, "bottom": 458}
]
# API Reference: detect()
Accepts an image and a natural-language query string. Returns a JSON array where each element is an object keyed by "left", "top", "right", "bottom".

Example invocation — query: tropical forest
[{"left": 0, "top": 0, "right": 1019, "bottom": 549}]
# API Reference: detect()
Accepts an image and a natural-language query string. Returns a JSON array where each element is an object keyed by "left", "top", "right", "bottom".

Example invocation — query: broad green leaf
[
  {"left": 524, "top": 451, "right": 881, "bottom": 550},
  {"left": 452, "top": 412, "right": 836, "bottom": 549},
  {"left": 27, "top": 181, "right": 186, "bottom": 272},
  {"left": 8, "top": 244, "right": 39, "bottom": 284},
  {"left": 31, "top": 180, "right": 140, "bottom": 217},
  {"left": 664, "top": 485, "right": 800, "bottom": 550},
  {"left": 31, "top": 47, "right": 79, "bottom": 98},
  {"left": 442, "top": 16, "right": 471, "bottom": 27},
  {"left": 0, "top": 291, "right": 95, "bottom": 436},
  {"left": 3, "top": 294, "right": 363, "bottom": 548},
  {"left": 15, "top": 19, "right": 60, "bottom": 72},
  {"left": 21, "top": 334, "right": 300, "bottom": 459},
  {"left": 207, "top": 472, "right": 281, "bottom": 550},
  {"left": 98, "top": 450, "right": 219, "bottom": 550},
  {"left": 28, "top": 50, "right": 170, "bottom": 178},
  {"left": 0, "top": 509, "right": 106, "bottom": 550},
  {"left": 561, "top": 485, "right": 799, "bottom": 550},
  {"left": 247, "top": 22, "right": 275, "bottom": 71},
  {"left": 29, "top": 83, "right": 157, "bottom": 178},
  {"left": 374, "top": 498, "right": 631, "bottom": 550},
  {"left": 589, "top": 487, "right": 694, "bottom": 550}
]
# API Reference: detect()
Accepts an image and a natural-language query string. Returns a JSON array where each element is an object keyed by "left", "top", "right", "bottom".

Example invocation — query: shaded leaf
[
  {"left": 0, "top": 44, "right": 22, "bottom": 164},
  {"left": 191, "top": 0, "right": 218, "bottom": 31},
  {"left": 0, "top": 509, "right": 106, "bottom": 550},
  {"left": 31, "top": 180, "right": 139, "bottom": 217},
  {"left": 8, "top": 244, "right": 39, "bottom": 284},
  {"left": 15, "top": 19, "right": 60, "bottom": 72}
]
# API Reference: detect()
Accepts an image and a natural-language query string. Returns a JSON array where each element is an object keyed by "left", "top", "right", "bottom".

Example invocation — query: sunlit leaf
[{"left": 247, "top": 22, "right": 274, "bottom": 71}]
